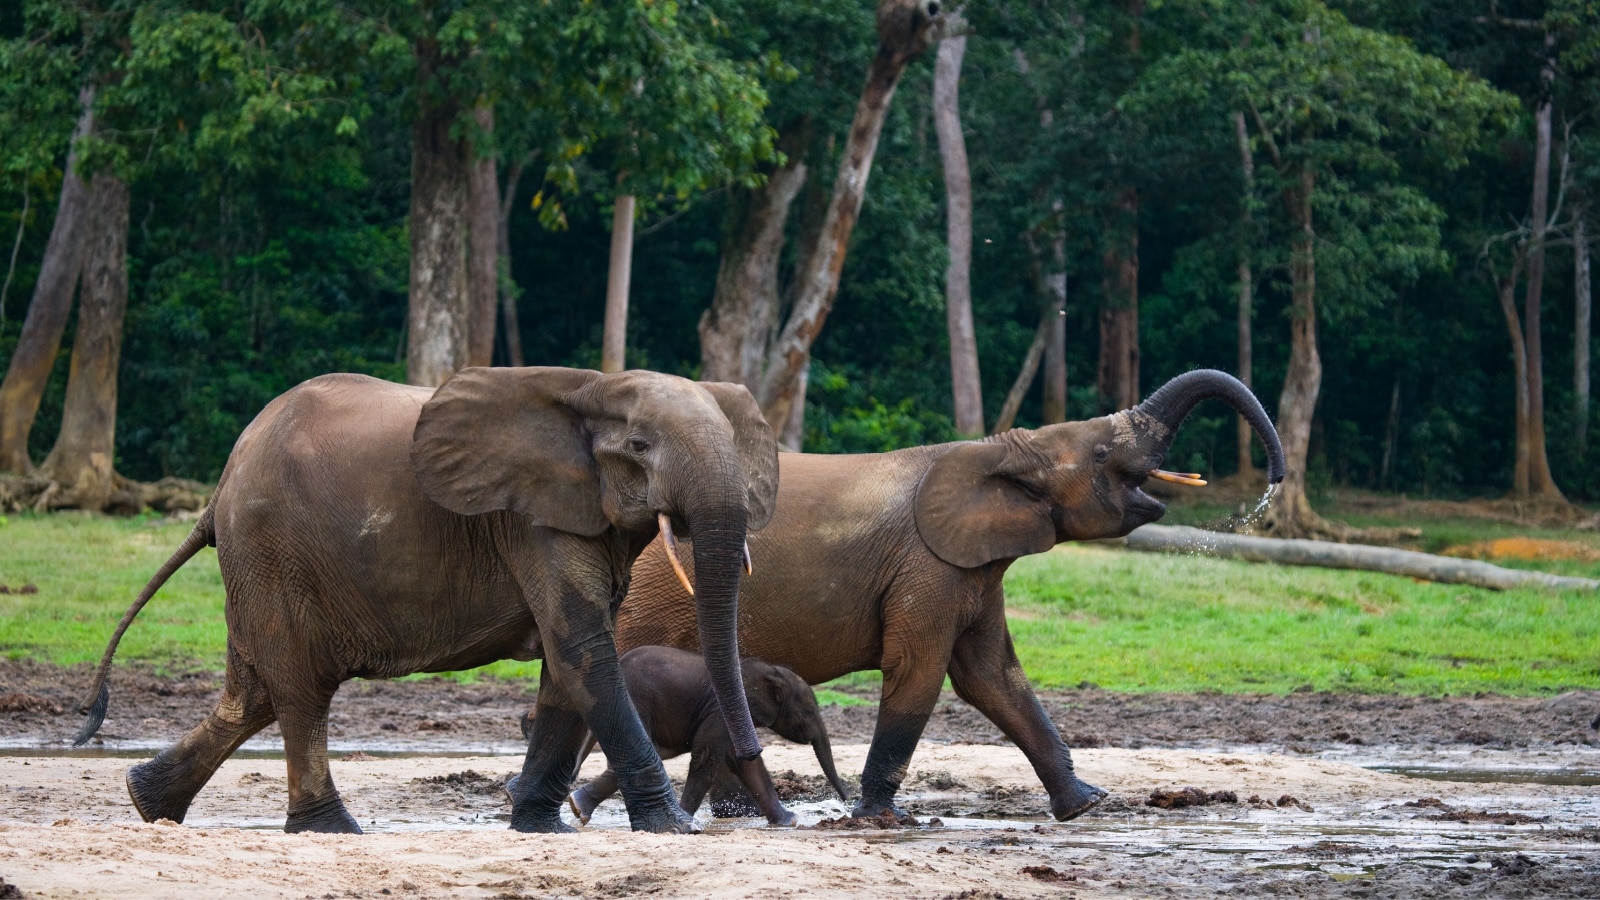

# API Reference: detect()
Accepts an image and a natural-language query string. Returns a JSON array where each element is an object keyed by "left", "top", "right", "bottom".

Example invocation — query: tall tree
[
  {"left": 934, "top": 10, "right": 982, "bottom": 436},
  {"left": 1232, "top": 110, "right": 1258, "bottom": 477},
  {"left": 1097, "top": 0, "right": 1145, "bottom": 413},
  {"left": 465, "top": 104, "right": 498, "bottom": 368},
  {"left": 1577, "top": 212, "right": 1591, "bottom": 453},
  {"left": 601, "top": 193, "right": 635, "bottom": 373}
]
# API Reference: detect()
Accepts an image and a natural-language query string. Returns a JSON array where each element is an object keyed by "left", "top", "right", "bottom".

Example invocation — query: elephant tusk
[
  {"left": 743, "top": 540, "right": 753, "bottom": 577},
  {"left": 658, "top": 513, "right": 695, "bottom": 597},
  {"left": 1149, "top": 469, "right": 1207, "bottom": 487}
]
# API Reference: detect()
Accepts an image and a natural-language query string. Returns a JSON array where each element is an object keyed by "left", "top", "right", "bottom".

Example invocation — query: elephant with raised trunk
[
  {"left": 522, "top": 368, "right": 1285, "bottom": 822},
  {"left": 74, "top": 367, "right": 778, "bottom": 834},
  {"left": 559, "top": 646, "right": 850, "bottom": 827}
]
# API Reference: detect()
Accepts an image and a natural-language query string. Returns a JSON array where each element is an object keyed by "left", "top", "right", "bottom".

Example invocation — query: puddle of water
[
  {"left": 0, "top": 740, "right": 526, "bottom": 759},
  {"left": 1372, "top": 766, "right": 1600, "bottom": 786}
]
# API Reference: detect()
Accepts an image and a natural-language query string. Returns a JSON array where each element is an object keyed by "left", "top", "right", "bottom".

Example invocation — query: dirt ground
[{"left": 3, "top": 662, "right": 1599, "bottom": 898}]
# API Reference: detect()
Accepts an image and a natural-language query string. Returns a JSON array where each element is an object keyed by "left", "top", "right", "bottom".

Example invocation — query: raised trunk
[
  {"left": 1097, "top": 189, "right": 1139, "bottom": 412},
  {"left": 1523, "top": 36, "right": 1563, "bottom": 499},
  {"left": 756, "top": 0, "right": 941, "bottom": 428},
  {"left": 1133, "top": 368, "right": 1285, "bottom": 483},
  {"left": 812, "top": 735, "right": 850, "bottom": 803},
  {"left": 699, "top": 122, "right": 810, "bottom": 389},
  {"left": 498, "top": 158, "right": 526, "bottom": 368},
  {"left": 406, "top": 53, "right": 470, "bottom": 388},
  {"left": 465, "top": 104, "right": 498, "bottom": 368},
  {"left": 1575, "top": 215, "right": 1590, "bottom": 454},
  {"left": 601, "top": 194, "right": 636, "bottom": 374},
  {"left": 0, "top": 89, "right": 95, "bottom": 474},
  {"left": 1264, "top": 166, "right": 1326, "bottom": 538},
  {"left": 687, "top": 507, "right": 760, "bottom": 762},
  {"left": 36, "top": 173, "right": 129, "bottom": 510},
  {"left": 1233, "top": 110, "right": 1257, "bottom": 476},
  {"left": 934, "top": 14, "right": 982, "bottom": 436}
]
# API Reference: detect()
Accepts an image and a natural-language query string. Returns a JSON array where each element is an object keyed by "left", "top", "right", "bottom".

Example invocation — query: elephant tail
[{"left": 73, "top": 505, "right": 216, "bottom": 747}]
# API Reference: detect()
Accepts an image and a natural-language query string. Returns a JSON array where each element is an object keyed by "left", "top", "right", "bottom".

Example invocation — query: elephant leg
[
  {"left": 278, "top": 683, "right": 361, "bottom": 834},
  {"left": 125, "top": 655, "right": 276, "bottom": 824},
  {"left": 855, "top": 619, "right": 955, "bottom": 819},
  {"left": 723, "top": 756, "right": 796, "bottom": 827},
  {"left": 568, "top": 766, "right": 619, "bottom": 825},
  {"left": 508, "top": 665, "right": 586, "bottom": 833},
  {"left": 948, "top": 615, "right": 1106, "bottom": 820}
]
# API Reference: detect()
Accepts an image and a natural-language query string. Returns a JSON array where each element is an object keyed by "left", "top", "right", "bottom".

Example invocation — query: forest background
[{"left": 3, "top": 0, "right": 1599, "bottom": 524}]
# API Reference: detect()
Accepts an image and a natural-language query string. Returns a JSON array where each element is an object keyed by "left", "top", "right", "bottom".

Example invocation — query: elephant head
[
  {"left": 410, "top": 367, "right": 778, "bottom": 761},
  {"left": 743, "top": 659, "right": 851, "bottom": 803},
  {"left": 915, "top": 368, "right": 1285, "bottom": 568}
]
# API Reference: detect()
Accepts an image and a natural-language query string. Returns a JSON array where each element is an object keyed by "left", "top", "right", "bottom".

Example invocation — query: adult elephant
[
  {"left": 526, "top": 369, "right": 1283, "bottom": 822},
  {"left": 73, "top": 367, "right": 778, "bottom": 835}
]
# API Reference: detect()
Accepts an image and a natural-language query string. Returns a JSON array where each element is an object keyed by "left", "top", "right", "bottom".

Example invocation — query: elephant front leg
[
  {"left": 855, "top": 627, "right": 954, "bottom": 820},
  {"left": 508, "top": 667, "right": 587, "bottom": 833},
  {"left": 948, "top": 616, "right": 1106, "bottom": 821}
]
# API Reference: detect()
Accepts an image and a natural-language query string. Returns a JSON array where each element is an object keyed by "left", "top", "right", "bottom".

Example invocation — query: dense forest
[{"left": 2, "top": 0, "right": 1599, "bottom": 525}]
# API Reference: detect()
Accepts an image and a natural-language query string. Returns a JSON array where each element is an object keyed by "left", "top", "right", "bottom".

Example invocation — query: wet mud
[{"left": 1, "top": 660, "right": 1598, "bottom": 897}]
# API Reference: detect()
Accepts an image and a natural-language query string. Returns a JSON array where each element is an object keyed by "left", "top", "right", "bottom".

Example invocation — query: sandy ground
[{"left": 2, "top": 741, "right": 1599, "bottom": 899}]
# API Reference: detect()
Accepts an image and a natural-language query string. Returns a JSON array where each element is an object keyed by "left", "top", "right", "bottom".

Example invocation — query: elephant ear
[
  {"left": 697, "top": 381, "right": 780, "bottom": 531},
  {"left": 411, "top": 366, "right": 609, "bottom": 535},
  {"left": 914, "top": 441, "right": 1057, "bottom": 569}
]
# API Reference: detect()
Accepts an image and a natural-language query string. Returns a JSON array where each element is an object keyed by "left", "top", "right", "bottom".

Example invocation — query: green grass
[{"left": 2, "top": 511, "right": 1596, "bottom": 697}]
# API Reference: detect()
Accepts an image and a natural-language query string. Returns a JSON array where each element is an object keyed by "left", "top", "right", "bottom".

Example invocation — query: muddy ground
[{"left": 2, "top": 661, "right": 1599, "bottom": 898}]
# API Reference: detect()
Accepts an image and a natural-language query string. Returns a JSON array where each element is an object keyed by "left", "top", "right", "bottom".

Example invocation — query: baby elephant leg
[{"left": 568, "top": 767, "right": 619, "bottom": 825}]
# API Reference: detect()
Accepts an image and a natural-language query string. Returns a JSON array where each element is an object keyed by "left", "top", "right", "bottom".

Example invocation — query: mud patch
[
  {"left": 410, "top": 769, "right": 511, "bottom": 797},
  {"left": 810, "top": 809, "right": 927, "bottom": 830},
  {"left": 1021, "top": 864, "right": 1079, "bottom": 883},
  {"left": 1441, "top": 537, "right": 1600, "bottom": 562},
  {"left": 0, "top": 694, "right": 60, "bottom": 715},
  {"left": 1145, "top": 786, "right": 1238, "bottom": 809},
  {"left": 1404, "top": 797, "right": 1547, "bottom": 825}
]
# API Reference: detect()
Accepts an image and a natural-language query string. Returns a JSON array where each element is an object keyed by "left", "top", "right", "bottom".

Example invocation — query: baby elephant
[{"left": 562, "top": 646, "right": 850, "bottom": 826}]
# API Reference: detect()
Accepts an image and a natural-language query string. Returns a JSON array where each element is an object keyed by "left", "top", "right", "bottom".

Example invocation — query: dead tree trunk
[
  {"left": 1232, "top": 110, "right": 1258, "bottom": 476},
  {"left": 1575, "top": 214, "right": 1590, "bottom": 454},
  {"left": 992, "top": 275, "right": 1066, "bottom": 434},
  {"left": 1523, "top": 35, "right": 1564, "bottom": 499},
  {"left": 0, "top": 89, "right": 95, "bottom": 474},
  {"left": 755, "top": 0, "right": 941, "bottom": 428},
  {"left": 699, "top": 121, "right": 810, "bottom": 388},
  {"left": 406, "top": 47, "right": 470, "bottom": 388},
  {"left": 35, "top": 173, "right": 128, "bottom": 510},
  {"left": 601, "top": 193, "right": 636, "bottom": 374},
  {"left": 934, "top": 11, "right": 982, "bottom": 436},
  {"left": 498, "top": 157, "right": 527, "bottom": 367},
  {"left": 465, "top": 104, "right": 498, "bottom": 368}
]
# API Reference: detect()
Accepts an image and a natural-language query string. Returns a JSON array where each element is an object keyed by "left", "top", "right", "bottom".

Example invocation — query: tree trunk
[
  {"left": 0, "top": 89, "right": 95, "bottom": 474},
  {"left": 465, "top": 104, "right": 498, "bottom": 368},
  {"left": 699, "top": 121, "right": 810, "bottom": 389},
  {"left": 497, "top": 159, "right": 527, "bottom": 367},
  {"left": 1575, "top": 215, "right": 1590, "bottom": 455},
  {"left": 1523, "top": 36, "right": 1563, "bottom": 499},
  {"left": 992, "top": 283, "right": 1064, "bottom": 434},
  {"left": 1098, "top": 189, "right": 1140, "bottom": 412},
  {"left": 1380, "top": 376, "right": 1401, "bottom": 487},
  {"left": 406, "top": 55, "right": 470, "bottom": 388},
  {"left": 601, "top": 193, "right": 636, "bottom": 374},
  {"left": 780, "top": 360, "right": 808, "bottom": 451},
  {"left": 1041, "top": 254, "right": 1067, "bottom": 424},
  {"left": 35, "top": 173, "right": 128, "bottom": 510},
  {"left": 756, "top": 0, "right": 940, "bottom": 428},
  {"left": 1264, "top": 166, "right": 1332, "bottom": 539},
  {"left": 934, "top": 13, "right": 982, "bottom": 436},
  {"left": 1495, "top": 259, "right": 1533, "bottom": 495},
  {"left": 1233, "top": 111, "right": 1257, "bottom": 476}
]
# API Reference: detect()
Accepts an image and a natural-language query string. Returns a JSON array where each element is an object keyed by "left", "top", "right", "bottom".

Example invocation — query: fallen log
[{"left": 1121, "top": 524, "right": 1600, "bottom": 592}]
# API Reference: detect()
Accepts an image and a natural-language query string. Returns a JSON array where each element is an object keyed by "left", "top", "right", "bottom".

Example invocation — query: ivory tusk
[
  {"left": 742, "top": 541, "right": 753, "bottom": 577},
  {"left": 658, "top": 513, "right": 695, "bottom": 597},
  {"left": 1149, "top": 469, "right": 1208, "bottom": 487}
]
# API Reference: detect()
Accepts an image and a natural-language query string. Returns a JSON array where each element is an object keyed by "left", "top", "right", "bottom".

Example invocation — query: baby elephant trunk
[{"left": 812, "top": 733, "right": 850, "bottom": 802}]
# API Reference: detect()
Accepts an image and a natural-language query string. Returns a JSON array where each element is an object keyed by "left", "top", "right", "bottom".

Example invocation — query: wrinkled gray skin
[
  {"left": 555, "top": 647, "right": 850, "bottom": 827},
  {"left": 73, "top": 367, "right": 778, "bottom": 835},
  {"left": 524, "top": 369, "right": 1286, "bottom": 823}
]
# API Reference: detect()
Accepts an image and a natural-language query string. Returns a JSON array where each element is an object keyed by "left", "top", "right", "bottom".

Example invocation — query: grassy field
[{"left": 1, "top": 509, "right": 1596, "bottom": 697}]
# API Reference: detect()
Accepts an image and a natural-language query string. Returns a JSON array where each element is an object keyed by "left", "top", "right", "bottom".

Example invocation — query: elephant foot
[
  {"left": 126, "top": 759, "right": 195, "bottom": 824},
  {"left": 285, "top": 796, "right": 363, "bottom": 834},
  {"left": 568, "top": 785, "right": 603, "bottom": 826},
  {"left": 1050, "top": 776, "right": 1108, "bottom": 822},
  {"left": 509, "top": 799, "right": 577, "bottom": 833},
  {"left": 765, "top": 807, "right": 797, "bottom": 828},
  {"left": 851, "top": 796, "right": 911, "bottom": 820},
  {"left": 628, "top": 803, "right": 701, "bottom": 834}
]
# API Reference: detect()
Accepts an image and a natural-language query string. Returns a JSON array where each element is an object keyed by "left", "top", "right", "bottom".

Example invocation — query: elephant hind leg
[
  {"left": 126, "top": 656, "right": 276, "bottom": 824},
  {"left": 278, "top": 681, "right": 361, "bottom": 834}
]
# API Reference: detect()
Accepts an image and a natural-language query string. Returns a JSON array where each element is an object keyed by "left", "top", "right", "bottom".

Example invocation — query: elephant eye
[{"left": 627, "top": 436, "right": 651, "bottom": 454}]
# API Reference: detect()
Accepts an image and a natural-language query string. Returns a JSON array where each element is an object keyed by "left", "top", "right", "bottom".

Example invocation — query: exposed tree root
[{"left": 0, "top": 473, "right": 207, "bottom": 515}]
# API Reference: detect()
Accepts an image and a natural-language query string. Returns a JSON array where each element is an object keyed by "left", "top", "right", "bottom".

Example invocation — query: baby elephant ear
[
  {"left": 914, "top": 441, "right": 1057, "bottom": 569},
  {"left": 696, "top": 381, "right": 780, "bottom": 531},
  {"left": 411, "top": 367, "right": 609, "bottom": 535}
]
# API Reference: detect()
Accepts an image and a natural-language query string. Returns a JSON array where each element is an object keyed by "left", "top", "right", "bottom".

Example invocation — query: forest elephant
[
  {"left": 73, "top": 367, "right": 779, "bottom": 835},
  {"left": 554, "top": 646, "right": 850, "bottom": 827},
  {"left": 521, "top": 368, "right": 1285, "bottom": 822}
]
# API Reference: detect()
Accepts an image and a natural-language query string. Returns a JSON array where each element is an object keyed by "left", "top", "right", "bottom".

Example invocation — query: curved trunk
[
  {"left": 687, "top": 506, "right": 761, "bottom": 761},
  {"left": 1134, "top": 368, "right": 1285, "bottom": 483},
  {"left": 813, "top": 735, "right": 850, "bottom": 802}
]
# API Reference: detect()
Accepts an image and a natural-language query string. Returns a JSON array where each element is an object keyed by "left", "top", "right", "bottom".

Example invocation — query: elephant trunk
[
  {"left": 687, "top": 503, "right": 763, "bottom": 762},
  {"left": 813, "top": 733, "right": 850, "bottom": 803},
  {"left": 1133, "top": 368, "right": 1285, "bottom": 484}
]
